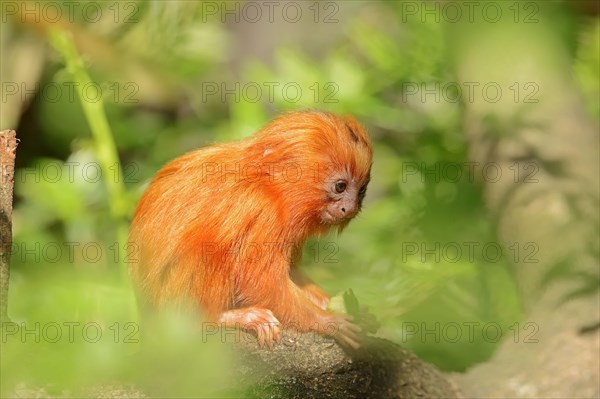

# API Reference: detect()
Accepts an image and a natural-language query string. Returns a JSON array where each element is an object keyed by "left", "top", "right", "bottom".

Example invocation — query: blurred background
[{"left": 1, "top": 1, "right": 598, "bottom": 397}]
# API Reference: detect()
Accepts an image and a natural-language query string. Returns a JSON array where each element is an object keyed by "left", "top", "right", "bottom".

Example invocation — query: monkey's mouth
[{"left": 320, "top": 211, "right": 349, "bottom": 225}]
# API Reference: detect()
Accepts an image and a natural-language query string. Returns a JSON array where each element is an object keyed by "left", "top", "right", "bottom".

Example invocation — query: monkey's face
[{"left": 320, "top": 174, "right": 370, "bottom": 225}]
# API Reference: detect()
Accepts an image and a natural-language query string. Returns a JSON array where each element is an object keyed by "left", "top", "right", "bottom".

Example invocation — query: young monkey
[{"left": 129, "top": 110, "right": 372, "bottom": 349}]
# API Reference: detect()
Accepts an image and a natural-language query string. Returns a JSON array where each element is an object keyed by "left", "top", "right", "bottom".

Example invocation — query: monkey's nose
[{"left": 340, "top": 204, "right": 357, "bottom": 218}]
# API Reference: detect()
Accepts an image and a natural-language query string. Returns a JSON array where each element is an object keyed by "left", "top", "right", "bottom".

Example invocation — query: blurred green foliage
[{"left": 1, "top": 0, "right": 598, "bottom": 395}]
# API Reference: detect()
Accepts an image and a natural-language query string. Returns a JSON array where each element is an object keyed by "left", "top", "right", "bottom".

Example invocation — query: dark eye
[{"left": 334, "top": 181, "right": 347, "bottom": 193}]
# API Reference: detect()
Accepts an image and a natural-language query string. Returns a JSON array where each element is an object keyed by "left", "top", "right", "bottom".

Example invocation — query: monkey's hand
[
  {"left": 317, "top": 312, "right": 362, "bottom": 350},
  {"left": 218, "top": 307, "right": 281, "bottom": 349}
]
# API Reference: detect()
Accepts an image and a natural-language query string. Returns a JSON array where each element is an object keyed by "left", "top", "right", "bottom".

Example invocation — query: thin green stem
[
  {"left": 49, "top": 28, "right": 129, "bottom": 274},
  {"left": 49, "top": 29, "right": 127, "bottom": 220}
]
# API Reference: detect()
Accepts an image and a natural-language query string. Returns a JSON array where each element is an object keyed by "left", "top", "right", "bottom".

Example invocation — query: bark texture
[
  {"left": 234, "top": 332, "right": 462, "bottom": 399},
  {"left": 0, "top": 130, "right": 17, "bottom": 323}
]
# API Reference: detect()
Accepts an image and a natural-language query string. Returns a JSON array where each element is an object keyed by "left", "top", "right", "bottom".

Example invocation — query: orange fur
[{"left": 129, "top": 110, "right": 372, "bottom": 346}]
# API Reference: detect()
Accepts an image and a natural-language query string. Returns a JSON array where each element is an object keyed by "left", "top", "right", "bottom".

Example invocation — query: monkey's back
[{"left": 129, "top": 141, "right": 280, "bottom": 316}]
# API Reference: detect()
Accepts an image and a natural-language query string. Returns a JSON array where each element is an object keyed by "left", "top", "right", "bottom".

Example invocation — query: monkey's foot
[{"left": 218, "top": 307, "right": 281, "bottom": 349}]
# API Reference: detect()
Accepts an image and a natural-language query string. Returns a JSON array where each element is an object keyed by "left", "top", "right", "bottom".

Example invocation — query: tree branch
[{"left": 0, "top": 129, "right": 17, "bottom": 323}]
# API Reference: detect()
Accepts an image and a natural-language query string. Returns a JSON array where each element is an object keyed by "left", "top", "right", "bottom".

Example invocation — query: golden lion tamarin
[{"left": 129, "top": 110, "right": 372, "bottom": 348}]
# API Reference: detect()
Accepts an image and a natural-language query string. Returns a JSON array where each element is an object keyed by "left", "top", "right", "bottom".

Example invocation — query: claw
[{"left": 218, "top": 306, "right": 281, "bottom": 348}]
